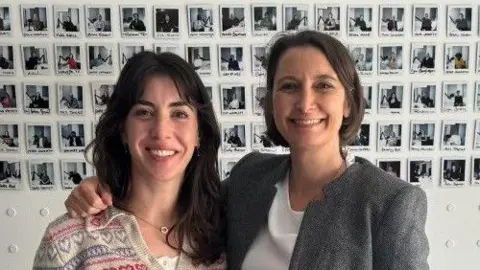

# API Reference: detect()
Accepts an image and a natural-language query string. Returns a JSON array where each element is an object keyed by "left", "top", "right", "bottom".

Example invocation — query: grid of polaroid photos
[{"left": 1, "top": 3, "right": 480, "bottom": 190}]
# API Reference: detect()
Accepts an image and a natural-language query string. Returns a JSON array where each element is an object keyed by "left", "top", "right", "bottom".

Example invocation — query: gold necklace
[{"left": 130, "top": 212, "right": 172, "bottom": 235}]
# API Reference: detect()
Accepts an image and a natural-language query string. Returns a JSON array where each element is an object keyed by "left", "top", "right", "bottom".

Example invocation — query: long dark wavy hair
[{"left": 85, "top": 51, "right": 224, "bottom": 264}]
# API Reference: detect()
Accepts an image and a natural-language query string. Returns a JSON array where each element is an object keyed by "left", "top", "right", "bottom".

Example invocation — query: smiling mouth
[
  {"left": 148, "top": 149, "right": 176, "bottom": 157},
  {"left": 290, "top": 119, "right": 324, "bottom": 126}
]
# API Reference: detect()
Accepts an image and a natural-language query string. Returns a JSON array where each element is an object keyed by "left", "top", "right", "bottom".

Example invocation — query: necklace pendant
[{"left": 160, "top": 226, "right": 169, "bottom": 234}]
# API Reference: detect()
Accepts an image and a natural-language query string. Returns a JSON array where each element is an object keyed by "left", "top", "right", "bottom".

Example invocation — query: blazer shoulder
[{"left": 229, "top": 152, "right": 287, "bottom": 181}]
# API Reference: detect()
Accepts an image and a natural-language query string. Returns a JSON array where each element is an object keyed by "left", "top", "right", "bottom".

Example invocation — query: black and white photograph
[
  {"left": 315, "top": 5, "right": 341, "bottom": 36},
  {"left": 410, "top": 121, "right": 435, "bottom": 151},
  {"left": 204, "top": 83, "right": 213, "bottom": 102},
  {"left": 188, "top": 5, "right": 214, "bottom": 37},
  {"left": 348, "top": 123, "right": 371, "bottom": 151},
  {"left": 54, "top": 5, "right": 81, "bottom": 38},
  {"left": 221, "top": 84, "right": 246, "bottom": 115},
  {"left": 220, "top": 158, "right": 239, "bottom": 180},
  {"left": 447, "top": 5, "right": 473, "bottom": 37},
  {"left": 0, "top": 6, "right": 12, "bottom": 37},
  {"left": 476, "top": 42, "right": 480, "bottom": 74},
  {"left": 362, "top": 84, "right": 373, "bottom": 114},
  {"left": 58, "top": 84, "right": 84, "bottom": 115},
  {"left": 87, "top": 44, "right": 114, "bottom": 75},
  {"left": 222, "top": 123, "right": 247, "bottom": 153},
  {"left": 23, "top": 84, "right": 50, "bottom": 114},
  {"left": 252, "top": 85, "right": 267, "bottom": 116},
  {"left": 186, "top": 45, "right": 212, "bottom": 76},
  {"left": 411, "top": 82, "right": 436, "bottom": 113},
  {"left": 350, "top": 45, "right": 375, "bottom": 76},
  {"left": 377, "top": 122, "right": 402, "bottom": 152},
  {"left": 22, "top": 45, "right": 49, "bottom": 76},
  {"left": 251, "top": 45, "right": 266, "bottom": 77},
  {"left": 445, "top": 44, "right": 470, "bottom": 74},
  {"left": 410, "top": 44, "right": 436, "bottom": 74},
  {"left": 283, "top": 4, "right": 309, "bottom": 31},
  {"left": 475, "top": 82, "right": 480, "bottom": 112},
  {"left": 379, "top": 45, "right": 403, "bottom": 75},
  {"left": 59, "top": 122, "right": 85, "bottom": 153},
  {"left": 154, "top": 7, "right": 180, "bottom": 38},
  {"left": 220, "top": 5, "right": 246, "bottom": 37},
  {"left": 0, "top": 83, "right": 18, "bottom": 113},
  {"left": 85, "top": 6, "right": 112, "bottom": 37},
  {"left": 61, "top": 160, "right": 87, "bottom": 189},
  {"left": 121, "top": 6, "right": 147, "bottom": 37},
  {"left": 119, "top": 43, "right": 145, "bottom": 69},
  {"left": 29, "top": 160, "right": 55, "bottom": 190},
  {"left": 26, "top": 123, "right": 53, "bottom": 154},
  {"left": 154, "top": 44, "right": 182, "bottom": 58},
  {"left": 252, "top": 123, "right": 276, "bottom": 153},
  {"left": 442, "top": 82, "right": 467, "bottom": 113},
  {"left": 0, "top": 45, "right": 14, "bottom": 76},
  {"left": 55, "top": 45, "right": 83, "bottom": 75},
  {"left": 408, "top": 159, "right": 433, "bottom": 185},
  {"left": 471, "top": 156, "right": 480, "bottom": 185},
  {"left": 252, "top": 4, "right": 279, "bottom": 36},
  {"left": 377, "top": 159, "right": 404, "bottom": 180},
  {"left": 442, "top": 158, "right": 466, "bottom": 187},
  {"left": 0, "top": 160, "right": 21, "bottom": 190},
  {"left": 442, "top": 121, "right": 467, "bottom": 151},
  {"left": 474, "top": 120, "right": 480, "bottom": 150},
  {"left": 21, "top": 5, "right": 48, "bottom": 37},
  {"left": 378, "top": 83, "right": 403, "bottom": 114},
  {"left": 348, "top": 6, "right": 373, "bottom": 37},
  {"left": 219, "top": 45, "right": 244, "bottom": 76},
  {"left": 0, "top": 124, "right": 19, "bottom": 153},
  {"left": 413, "top": 5, "right": 438, "bottom": 36},
  {"left": 379, "top": 6, "right": 405, "bottom": 37},
  {"left": 92, "top": 82, "right": 114, "bottom": 114}
]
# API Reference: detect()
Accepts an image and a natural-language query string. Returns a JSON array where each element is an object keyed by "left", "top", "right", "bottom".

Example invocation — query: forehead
[
  {"left": 275, "top": 46, "right": 337, "bottom": 78},
  {"left": 140, "top": 76, "right": 182, "bottom": 101}
]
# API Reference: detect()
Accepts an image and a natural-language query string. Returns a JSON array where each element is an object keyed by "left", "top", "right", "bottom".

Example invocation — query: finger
[
  {"left": 99, "top": 184, "right": 113, "bottom": 206},
  {"left": 78, "top": 182, "right": 108, "bottom": 210},
  {"left": 65, "top": 199, "right": 79, "bottom": 218},
  {"left": 66, "top": 197, "right": 87, "bottom": 218},
  {"left": 74, "top": 191, "right": 103, "bottom": 215}
]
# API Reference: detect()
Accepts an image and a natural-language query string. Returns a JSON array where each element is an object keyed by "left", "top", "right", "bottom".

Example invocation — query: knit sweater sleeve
[{"left": 32, "top": 225, "right": 67, "bottom": 269}]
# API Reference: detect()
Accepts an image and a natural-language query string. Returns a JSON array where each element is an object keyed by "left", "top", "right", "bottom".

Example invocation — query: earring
[
  {"left": 195, "top": 147, "right": 200, "bottom": 157},
  {"left": 123, "top": 144, "right": 129, "bottom": 154}
]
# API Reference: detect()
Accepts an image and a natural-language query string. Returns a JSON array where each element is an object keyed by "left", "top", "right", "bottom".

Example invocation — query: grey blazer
[{"left": 224, "top": 152, "right": 429, "bottom": 270}]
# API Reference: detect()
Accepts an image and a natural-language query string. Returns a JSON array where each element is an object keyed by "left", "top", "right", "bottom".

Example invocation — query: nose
[
  {"left": 150, "top": 114, "right": 172, "bottom": 140},
  {"left": 295, "top": 86, "right": 316, "bottom": 114}
]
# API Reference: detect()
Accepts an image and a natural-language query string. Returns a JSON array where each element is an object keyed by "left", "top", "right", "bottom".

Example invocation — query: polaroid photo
[
  {"left": 251, "top": 44, "right": 267, "bottom": 77},
  {"left": 0, "top": 44, "right": 14, "bottom": 76},
  {"left": 377, "top": 158, "right": 404, "bottom": 180},
  {"left": 23, "top": 84, "right": 50, "bottom": 115},
  {"left": 28, "top": 160, "right": 55, "bottom": 190},
  {"left": 87, "top": 44, "right": 114, "bottom": 75},
  {"left": 154, "top": 7, "right": 180, "bottom": 39},
  {"left": 220, "top": 5, "right": 246, "bottom": 37},
  {"left": 0, "top": 160, "right": 22, "bottom": 190},
  {"left": 441, "top": 120, "right": 467, "bottom": 151},
  {"left": 222, "top": 123, "right": 248, "bottom": 153},
  {"left": 0, "top": 6, "right": 12, "bottom": 37},
  {"left": 410, "top": 121, "right": 435, "bottom": 151},
  {"left": 315, "top": 4, "right": 341, "bottom": 37},
  {"left": 379, "top": 5, "right": 405, "bottom": 37},
  {"left": 475, "top": 82, "right": 480, "bottom": 112},
  {"left": 445, "top": 43, "right": 471, "bottom": 74},
  {"left": 413, "top": 5, "right": 438, "bottom": 37},
  {"left": 221, "top": 84, "right": 246, "bottom": 116},
  {"left": 59, "top": 122, "right": 86, "bottom": 153},
  {"left": 474, "top": 119, "right": 480, "bottom": 150},
  {"left": 252, "top": 84, "right": 267, "bottom": 116},
  {"left": 283, "top": 4, "right": 309, "bottom": 31},
  {"left": 378, "top": 82, "right": 404, "bottom": 114},
  {"left": 362, "top": 83, "right": 373, "bottom": 114},
  {"left": 251, "top": 4, "right": 280, "bottom": 37},
  {"left": 202, "top": 82, "right": 215, "bottom": 109},
  {"left": 476, "top": 42, "right": 480, "bottom": 74},
  {"left": 471, "top": 156, "right": 480, "bottom": 186},
  {"left": 58, "top": 84, "right": 84, "bottom": 115},
  {"left": 0, "top": 123, "right": 19, "bottom": 153},
  {"left": 220, "top": 157, "right": 239, "bottom": 180},
  {"left": 447, "top": 5, "right": 473, "bottom": 37},
  {"left": 442, "top": 81, "right": 468, "bottom": 113},
  {"left": 22, "top": 44, "right": 50, "bottom": 76},
  {"left": 154, "top": 44, "right": 183, "bottom": 58},
  {"left": 25, "top": 123, "right": 53, "bottom": 154},
  {"left": 120, "top": 6, "right": 147, "bottom": 37},
  {"left": 61, "top": 160, "right": 88, "bottom": 190},
  {"left": 378, "top": 45, "right": 403, "bottom": 75},
  {"left": 408, "top": 159, "right": 433, "bottom": 186},
  {"left": 119, "top": 43, "right": 146, "bottom": 69},
  {"left": 218, "top": 45, "right": 244, "bottom": 77},
  {"left": 186, "top": 45, "right": 212, "bottom": 77},
  {"left": 441, "top": 157, "right": 466, "bottom": 187},
  {"left": 0, "top": 83, "right": 18, "bottom": 113},
  {"left": 347, "top": 5, "right": 373, "bottom": 37},
  {"left": 188, "top": 4, "right": 215, "bottom": 38},
  {"left": 350, "top": 44, "right": 375, "bottom": 76},
  {"left": 55, "top": 44, "right": 83, "bottom": 76},
  {"left": 377, "top": 122, "right": 403, "bottom": 153},
  {"left": 54, "top": 5, "right": 82, "bottom": 38},
  {"left": 410, "top": 43, "right": 436, "bottom": 75},
  {"left": 411, "top": 82, "right": 436, "bottom": 114},
  {"left": 21, "top": 5, "right": 49, "bottom": 37},
  {"left": 85, "top": 5, "right": 112, "bottom": 37},
  {"left": 92, "top": 82, "right": 114, "bottom": 114},
  {"left": 348, "top": 122, "right": 371, "bottom": 152},
  {"left": 252, "top": 122, "right": 277, "bottom": 153}
]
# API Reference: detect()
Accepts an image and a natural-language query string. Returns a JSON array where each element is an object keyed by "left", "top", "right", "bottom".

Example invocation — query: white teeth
[
  {"left": 293, "top": 119, "right": 322, "bottom": 125},
  {"left": 150, "top": 150, "right": 175, "bottom": 157}
]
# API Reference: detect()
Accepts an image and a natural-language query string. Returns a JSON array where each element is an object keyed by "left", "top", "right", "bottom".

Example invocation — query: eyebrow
[
  {"left": 276, "top": 74, "right": 339, "bottom": 82},
  {"left": 136, "top": 100, "right": 192, "bottom": 108}
]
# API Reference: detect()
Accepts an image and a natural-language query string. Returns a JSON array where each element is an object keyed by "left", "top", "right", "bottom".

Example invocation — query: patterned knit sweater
[{"left": 33, "top": 207, "right": 227, "bottom": 270}]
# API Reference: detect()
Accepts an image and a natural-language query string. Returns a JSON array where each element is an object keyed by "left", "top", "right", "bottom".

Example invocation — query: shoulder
[
  {"left": 41, "top": 213, "right": 87, "bottom": 244},
  {"left": 229, "top": 152, "right": 287, "bottom": 181}
]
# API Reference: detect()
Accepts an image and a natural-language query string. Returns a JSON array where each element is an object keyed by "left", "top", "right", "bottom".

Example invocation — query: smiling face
[
  {"left": 123, "top": 76, "right": 199, "bottom": 184},
  {"left": 272, "top": 46, "right": 350, "bottom": 151}
]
